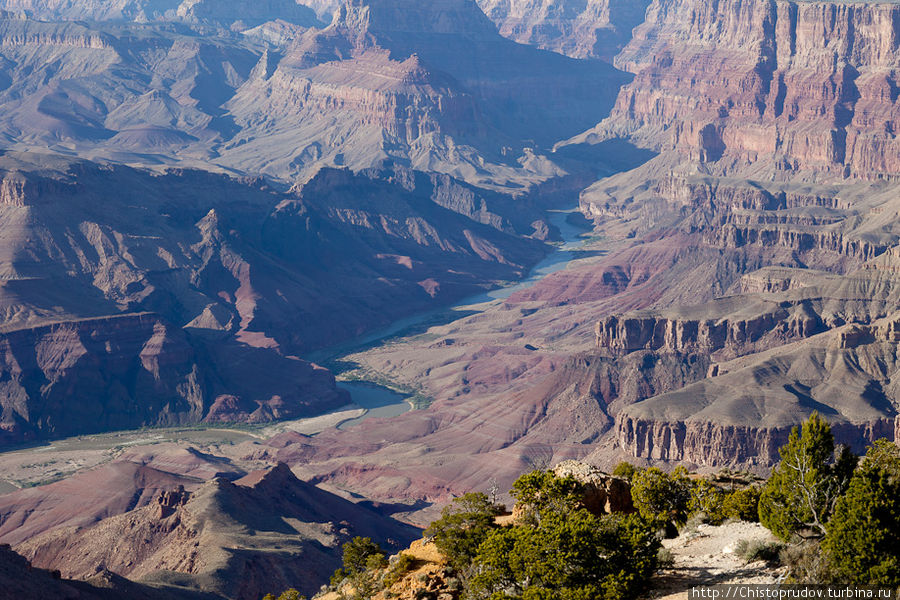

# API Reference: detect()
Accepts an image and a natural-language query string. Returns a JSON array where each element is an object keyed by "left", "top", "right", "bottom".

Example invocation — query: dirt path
[{"left": 650, "top": 521, "right": 787, "bottom": 599}]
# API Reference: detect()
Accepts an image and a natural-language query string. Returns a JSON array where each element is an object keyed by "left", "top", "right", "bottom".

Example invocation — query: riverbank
[{"left": 308, "top": 209, "right": 593, "bottom": 420}]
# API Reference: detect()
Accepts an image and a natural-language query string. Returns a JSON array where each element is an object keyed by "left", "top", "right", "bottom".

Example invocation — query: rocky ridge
[
  {"left": 0, "top": 152, "right": 553, "bottom": 445},
  {"left": 14, "top": 462, "right": 418, "bottom": 599},
  {"left": 0, "top": 0, "right": 630, "bottom": 189}
]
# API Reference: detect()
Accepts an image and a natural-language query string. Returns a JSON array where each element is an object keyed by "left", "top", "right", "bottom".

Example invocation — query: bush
[
  {"left": 779, "top": 541, "right": 831, "bottom": 584},
  {"left": 331, "top": 536, "right": 387, "bottom": 598},
  {"left": 261, "top": 590, "right": 305, "bottom": 600},
  {"left": 631, "top": 466, "right": 692, "bottom": 525},
  {"left": 424, "top": 492, "right": 502, "bottom": 571},
  {"left": 758, "top": 413, "right": 856, "bottom": 541},
  {"left": 340, "top": 536, "right": 385, "bottom": 576},
  {"left": 511, "top": 470, "right": 585, "bottom": 520},
  {"left": 722, "top": 486, "right": 761, "bottom": 522},
  {"left": 821, "top": 440, "right": 900, "bottom": 586},
  {"left": 657, "top": 547, "right": 675, "bottom": 569},
  {"left": 468, "top": 510, "right": 660, "bottom": 600},
  {"left": 734, "top": 539, "right": 784, "bottom": 563},
  {"left": 612, "top": 462, "right": 638, "bottom": 482},
  {"left": 688, "top": 479, "right": 726, "bottom": 525}
]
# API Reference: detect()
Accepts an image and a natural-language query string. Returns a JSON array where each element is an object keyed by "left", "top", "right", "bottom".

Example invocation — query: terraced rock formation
[
  {"left": 0, "top": 152, "right": 552, "bottom": 445},
  {"left": 583, "top": 0, "right": 900, "bottom": 181},
  {"left": 477, "top": 0, "right": 651, "bottom": 61}
]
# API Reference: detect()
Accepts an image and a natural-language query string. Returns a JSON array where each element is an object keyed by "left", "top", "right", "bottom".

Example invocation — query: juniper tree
[{"left": 758, "top": 412, "right": 856, "bottom": 541}]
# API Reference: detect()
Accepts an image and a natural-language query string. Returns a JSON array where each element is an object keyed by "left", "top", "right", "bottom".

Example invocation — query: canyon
[{"left": 2, "top": 0, "right": 900, "bottom": 597}]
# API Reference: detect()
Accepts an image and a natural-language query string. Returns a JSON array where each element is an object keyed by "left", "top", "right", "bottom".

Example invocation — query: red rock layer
[{"left": 605, "top": 0, "right": 900, "bottom": 180}]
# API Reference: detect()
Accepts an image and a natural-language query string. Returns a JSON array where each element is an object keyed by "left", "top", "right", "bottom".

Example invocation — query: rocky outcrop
[
  {"left": 476, "top": 0, "right": 651, "bottom": 62},
  {"left": 552, "top": 460, "right": 634, "bottom": 514},
  {"left": 616, "top": 415, "right": 896, "bottom": 466},
  {"left": 595, "top": 302, "right": 822, "bottom": 357},
  {"left": 597, "top": 0, "right": 900, "bottom": 180}
]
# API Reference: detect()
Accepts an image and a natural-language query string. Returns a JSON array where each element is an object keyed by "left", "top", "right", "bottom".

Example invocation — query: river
[{"left": 320, "top": 208, "right": 591, "bottom": 427}]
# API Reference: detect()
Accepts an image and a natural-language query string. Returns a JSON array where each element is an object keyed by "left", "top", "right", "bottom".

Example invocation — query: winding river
[{"left": 325, "top": 208, "right": 591, "bottom": 427}]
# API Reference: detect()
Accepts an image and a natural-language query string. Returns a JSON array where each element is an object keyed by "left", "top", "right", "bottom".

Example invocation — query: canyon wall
[
  {"left": 616, "top": 415, "right": 897, "bottom": 466},
  {"left": 597, "top": 0, "right": 900, "bottom": 180},
  {"left": 0, "top": 313, "right": 347, "bottom": 444},
  {"left": 476, "top": 0, "right": 651, "bottom": 62},
  {"left": 611, "top": 314, "right": 900, "bottom": 466}
]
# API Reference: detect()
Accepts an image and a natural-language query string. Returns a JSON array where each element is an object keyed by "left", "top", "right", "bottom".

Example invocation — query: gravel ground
[{"left": 650, "top": 521, "right": 788, "bottom": 599}]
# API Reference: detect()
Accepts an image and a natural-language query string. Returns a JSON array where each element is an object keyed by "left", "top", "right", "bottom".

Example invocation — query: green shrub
[
  {"left": 821, "top": 440, "right": 900, "bottom": 586},
  {"left": 612, "top": 462, "right": 638, "bottom": 482},
  {"left": 424, "top": 492, "right": 502, "bottom": 571},
  {"left": 511, "top": 470, "right": 585, "bottom": 521},
  {"left": 688, "top": 479, "right": 726, "bottom": 525},
  {"left": 722, "top": 486, "right": 761, "bottom": 522},
  {"left": 331, "top": 536, "right": 387, "bottom": 599},
  {"left": 657, "top": 547, "right": 675, "bottom": 569},
  {"left": 340, "top": 536, "right": 385, "bottom": 576},
  {"left": 758, "top": 413, "right": 856, "bottom": 541},
  {"left": 631, "top": 466, "right": 692, "bottom": 525},
  {"left": 261, "top": 590, "right": 305, "bottom": 600},
  {"left": 468, "top": 510, "right": 660, "bottom": 600}
]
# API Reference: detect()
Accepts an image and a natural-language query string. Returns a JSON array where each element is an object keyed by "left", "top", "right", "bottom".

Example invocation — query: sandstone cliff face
[
  {"left": 595, "top": 304, "right": 821, "bottom": 358},
  {"left": 597, "top": 0, "right": 900, "bottom": 180},
  {"left": 476, "top": 0, "right": 651, "bottom": 62},
  {"left": 613, "top": 314, "right": 900, "bottom": 466},
  {"left": 616, "top": 415, "right": 897, "bottom": 466}
]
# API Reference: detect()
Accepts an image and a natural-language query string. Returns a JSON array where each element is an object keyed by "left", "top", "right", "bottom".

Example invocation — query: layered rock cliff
[
  {"left": 0, "top": 312, "right": 347, "bottom": 444},
  {"left": 223, "top": 0, "right": 629, "bottom": 184},
  {"left": 591, "top": 0, "right": 900, "bottom": 180},
  {"left": 476, "top": 0, "right": 651, "bottom": 62}
]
